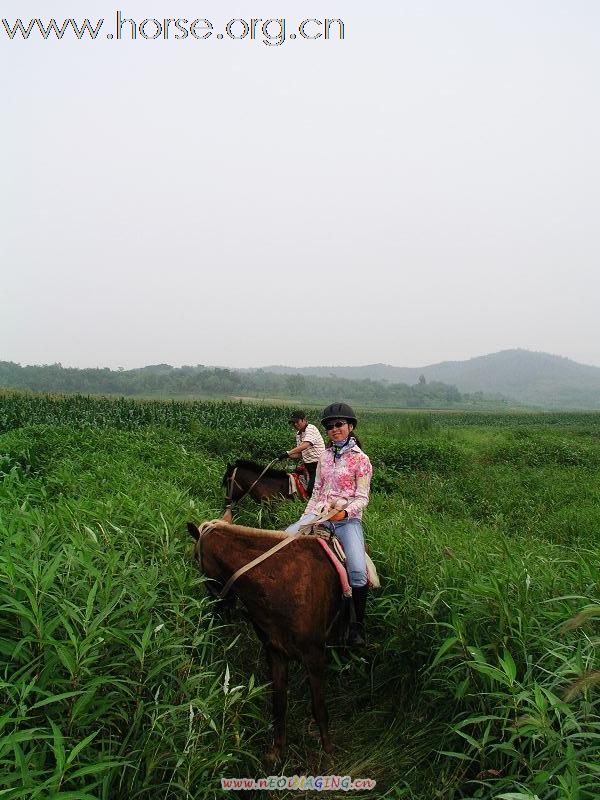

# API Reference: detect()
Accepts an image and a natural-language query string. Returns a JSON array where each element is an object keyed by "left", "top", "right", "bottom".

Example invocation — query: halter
[{"left": 224, "top": 466, "right": 242, "bottom": 508}]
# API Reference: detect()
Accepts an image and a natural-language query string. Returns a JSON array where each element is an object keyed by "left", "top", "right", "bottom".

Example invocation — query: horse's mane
[
  {"left": 231, "top": 459, "right": 289, "bottom": 479},
  {"left": 207, "top": 519, "right": 291, "bottom": 541}
]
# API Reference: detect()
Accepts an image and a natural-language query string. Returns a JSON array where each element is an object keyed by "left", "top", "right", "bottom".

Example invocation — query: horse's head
[
  {"left": 222, "top": 463, "right": 243, "bottom": 505},
  {"left": 221, "top": 464, "right": 235, "bottom": 488},
  {"left": 187, "top": 514, "right": 232, "bottom": 559},
  {"left": 222, "top": 460, "right": 290, "bottom": 506},
  {"left": 187, "top": 519, "right": 236, "bottom": 607}
]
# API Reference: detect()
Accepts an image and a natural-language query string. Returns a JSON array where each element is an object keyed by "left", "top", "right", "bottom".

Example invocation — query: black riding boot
[{"left": 348, "top": 585, "right": 368, "bottom": 646}]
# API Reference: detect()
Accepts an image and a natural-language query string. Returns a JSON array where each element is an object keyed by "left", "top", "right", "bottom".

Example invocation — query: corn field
[{"left": 1, "top": 393, "right": 599, "bottom": 799}]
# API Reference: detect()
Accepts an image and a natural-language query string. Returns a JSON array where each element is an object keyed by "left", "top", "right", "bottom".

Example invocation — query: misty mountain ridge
[
  {"left": 260, "top": 349, "right": 600, "bottom": 409},
  {"left": 3, "top": 350, "right": 600, "bottom": 409}
]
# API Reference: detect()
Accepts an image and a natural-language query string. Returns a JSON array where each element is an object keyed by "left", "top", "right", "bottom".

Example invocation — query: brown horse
[
  {"left": 222, "top": 460, "right": 307, "bottom": 506},
  {"left": 187, "top": 518, "right": 343, "bottom": 762}
]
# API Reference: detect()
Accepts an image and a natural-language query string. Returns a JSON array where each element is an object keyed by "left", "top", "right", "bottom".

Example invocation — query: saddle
[
  {"left": 288, "top": 465, "right": 310, "bottom": 501},
  {"left": 313, "top": 531, "right": 352, "bottom": 598},
  {"left": 299, "top": 522, "right": 380, "bottom": 596}
]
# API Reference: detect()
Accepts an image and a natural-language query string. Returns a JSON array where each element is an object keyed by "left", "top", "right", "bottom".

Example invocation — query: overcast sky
[{"left": 2, "top": 1, "right": 599, "bottom": 369}]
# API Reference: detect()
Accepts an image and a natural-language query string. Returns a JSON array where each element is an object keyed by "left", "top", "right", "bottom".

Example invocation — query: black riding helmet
[{"left": 321, "top": 402, "right": 358, "bottom": 428}]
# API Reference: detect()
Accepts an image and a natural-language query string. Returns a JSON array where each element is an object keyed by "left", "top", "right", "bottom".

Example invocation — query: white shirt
[{"left": 296, "top": 423, "right": 326, "bottom": 464}]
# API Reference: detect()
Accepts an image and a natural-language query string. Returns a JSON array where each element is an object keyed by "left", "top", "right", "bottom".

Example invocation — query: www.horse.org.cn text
[{"left": 2, "top": 14, "right": 346, "bottom": 47}]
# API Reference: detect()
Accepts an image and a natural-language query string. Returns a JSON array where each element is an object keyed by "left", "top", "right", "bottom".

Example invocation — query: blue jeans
[{"left": 286, "top": 514, "right": 368, "bottom": 588}]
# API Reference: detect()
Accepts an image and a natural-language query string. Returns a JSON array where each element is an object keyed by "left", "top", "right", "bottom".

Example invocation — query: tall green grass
[
  {"left": 0, "top": 428, "right": 266, "bottom": 798},
  {"left": 1, "top": 395, "right": 599, "bottom": 798}
]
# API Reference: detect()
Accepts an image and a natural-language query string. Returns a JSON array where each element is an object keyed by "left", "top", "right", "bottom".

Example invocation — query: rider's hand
[{"left": 329, "top": 510, "right": 347, "bottom": 522}]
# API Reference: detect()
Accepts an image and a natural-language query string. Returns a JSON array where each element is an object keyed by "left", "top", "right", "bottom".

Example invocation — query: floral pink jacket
[{"left": 305, "top": 444, "right": 372, "bottom": 519}]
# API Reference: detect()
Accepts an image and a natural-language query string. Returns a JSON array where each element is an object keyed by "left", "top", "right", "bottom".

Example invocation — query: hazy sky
[{"left": 2, "top": 1, "right": 599, "bottom": 369}]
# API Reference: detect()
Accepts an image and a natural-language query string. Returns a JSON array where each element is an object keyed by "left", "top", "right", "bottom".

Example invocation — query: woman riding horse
[{"left": 286, "top": 403, "right": 372, "bottom": 646}]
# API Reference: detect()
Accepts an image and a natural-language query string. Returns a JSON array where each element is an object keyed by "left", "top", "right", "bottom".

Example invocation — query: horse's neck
[
  {"left": 239, "top": 466, "right": 285, "bottom": 482},
  {"left": 239, "top": 468, "right": 289, "bottom": 499},
  {"left": 206, "top": 524, "right": 289, "bottom": 573}
]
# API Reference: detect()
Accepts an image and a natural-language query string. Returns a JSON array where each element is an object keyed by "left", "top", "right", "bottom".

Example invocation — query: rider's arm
[{"left": 285, "top": 441, "right": 311, "bottom": 459}]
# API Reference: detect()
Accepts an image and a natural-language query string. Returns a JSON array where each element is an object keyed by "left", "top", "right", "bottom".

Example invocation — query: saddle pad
[
  {"left": 317, "top": 529, "right": 380, "bottom": 590},
  {"left": 289, "top": 472, "right": 309, "bottom": 501},
  {"left": 365, "top": 553, "right": 381, "bottom": 589},
  {"left": 318, "top": 536, "right": 381, "bottom": 597},
  {"left": 316, "top": 539, "right": 352, "bottom": 598}
]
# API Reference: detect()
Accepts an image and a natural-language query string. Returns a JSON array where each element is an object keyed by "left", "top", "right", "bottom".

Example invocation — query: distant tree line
[{"left": 0, "top": 361, "right": 508, "bottom": 408}]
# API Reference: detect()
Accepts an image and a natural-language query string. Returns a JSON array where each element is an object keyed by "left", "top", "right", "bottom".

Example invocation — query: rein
[
  {"left": 197, "top": 505, "right": 347, "bottom": 600},
  {"left": 196, "top": 508, "right": 351, "bottom": 646},
  {"left": 219, "top": 536, "right": 296, "bottom": 598},
  {"left": 195, "top": 521, "right": 296, "bottom": 599}
]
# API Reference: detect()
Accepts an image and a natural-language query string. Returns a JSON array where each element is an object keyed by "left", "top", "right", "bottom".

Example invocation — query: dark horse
[
  {"left": 222, "top": 460, "right": 306, "bottom": 507},
  {"left": 187, "top": 518, "right": 342, "bottom": 762}
]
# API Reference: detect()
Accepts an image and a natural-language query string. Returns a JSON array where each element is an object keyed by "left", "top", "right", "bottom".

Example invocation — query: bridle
[
  {"left": 193, "top": 521, "right": 228, "bottom": 599},
  {"left": 224, "top": 466, "right": 242, "bottom": 507}
]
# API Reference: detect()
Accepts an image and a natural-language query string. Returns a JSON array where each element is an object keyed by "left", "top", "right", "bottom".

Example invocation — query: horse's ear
[
  {"left": 222, "top": 508, "right": 233, "bottom": 524},
  {"left": 187, "top": 522, "right": 200, "bottom": 542}
]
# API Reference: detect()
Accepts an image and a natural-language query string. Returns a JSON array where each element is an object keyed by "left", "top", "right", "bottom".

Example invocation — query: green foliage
[
  {"left": 491, "top": 430, "right": 600, "bottom": 468},
  {"left": 370, "top": 437, "right": 465, "bottom": 474},
  {"left": 0, "top": 393, "right": 289, "bottom": 435},
  {"left": 1, "top": 394, "right": 600, "bottom": 798},
  {"left": 0, "top": 426, "right": 265, "bottom": 798},
  {"left": 0, "top": 361, "right": 477, "bottom": 408},
  {"left": 417, "top": 549, "right": 600, "bottom": 799}
]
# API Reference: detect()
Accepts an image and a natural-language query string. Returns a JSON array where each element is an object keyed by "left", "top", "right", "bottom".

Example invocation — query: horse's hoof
[{"left": 322, "top": 738, "right": 334, "bottom": 755}]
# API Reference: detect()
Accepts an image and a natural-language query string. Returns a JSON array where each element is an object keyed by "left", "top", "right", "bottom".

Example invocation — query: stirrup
[{"left": 347, "top": 622, "right": 366, "bottom": 647}]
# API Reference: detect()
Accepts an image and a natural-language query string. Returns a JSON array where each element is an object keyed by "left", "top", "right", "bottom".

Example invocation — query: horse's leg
[
  {"left": 303, "top": 646, "right": 333, "bottom": 753},
  {"left": 265, "top": 645, "right": 289, "bottom": 763}
]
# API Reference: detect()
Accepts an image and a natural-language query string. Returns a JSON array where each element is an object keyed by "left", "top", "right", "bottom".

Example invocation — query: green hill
[{"left": 262, "top": 349, "right": 600, "bottom": 409}]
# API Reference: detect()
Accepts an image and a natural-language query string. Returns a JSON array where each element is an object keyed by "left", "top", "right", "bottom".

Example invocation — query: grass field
[{"left": 1, "top": 394, "right": 599, "bottom": 799}]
